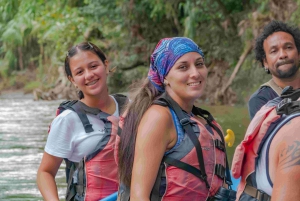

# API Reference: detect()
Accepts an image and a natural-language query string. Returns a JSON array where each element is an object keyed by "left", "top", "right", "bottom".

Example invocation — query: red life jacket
[
  {"left": 232, "top": 87, "right": 300, "bottom": 200},
  {"left": 52, "top": 94, "right": 128, "bottom": 201},
  {"left": 116, "top": 93, "right": 231, "bottom": 201}
]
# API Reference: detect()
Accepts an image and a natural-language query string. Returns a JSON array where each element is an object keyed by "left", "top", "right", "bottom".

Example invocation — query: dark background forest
[{"left": 0, "top": 0, "right": 299, "bottom": 105}]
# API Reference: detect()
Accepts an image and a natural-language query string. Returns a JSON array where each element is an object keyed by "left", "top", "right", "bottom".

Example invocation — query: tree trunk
[
  {"left": 221, "top": 42, "right": 253, "bottom": 95},
  {"left": 17, "top": 47, "right": 23, "bottom": 70}
]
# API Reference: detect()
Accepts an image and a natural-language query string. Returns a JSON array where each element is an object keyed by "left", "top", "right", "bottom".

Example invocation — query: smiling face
[
  {"left": 164, "top": 52, "right": 207, "bottom": 104},
  {"left": 263, "top": 31, "right": 300, "bottom": 79},
  {"left": 68, "top": 50, "right": 109, "bottom": 99}
]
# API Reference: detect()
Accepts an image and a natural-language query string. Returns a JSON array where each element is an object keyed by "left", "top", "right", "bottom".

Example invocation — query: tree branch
[
  {"left": 119, "top": 61, "right": 147, "bottom": 71},
  {"left": 214, "top": 0, "right": 237, "bottom": 31},
  {"left": 221, "top": 42, "right": 252, "bottom": 94}
]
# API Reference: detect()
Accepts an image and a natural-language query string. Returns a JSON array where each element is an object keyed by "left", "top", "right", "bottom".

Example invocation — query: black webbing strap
[
  {"left": 280, "top": 86, "right": 300, "bottom": 100},
  {"left": 150, "top": 163, "right": 165, "bottom": 201},
  {"left": 85, "top": 112, "right": 112, "bottom": 161},
  {"left": 159, "top": 93, "right": 210, "bottom": 188},
  {"left": 64, "top": 159, "right": 73, "bottom": 183},
  {"left": 69, "top": 102, "right": 94, "bottom": 133},
  {"left": 277, "top": 99, "right": 300, "bottom": 115},
  {"left": 192, "top": 106, "right": 233, "bottom": 186},
  {"left": 66, "top": 186, "right": 76, "bottom": 201},
  {"left": 76, "top": 160, "right": 85, "bottom": 196},
  {"left": 215, "top": 139, "right": 225, "bottom": 151},
  {"left": 244, "top": 184, "right": 271, "bottom": 201},
  {"left": 215, "top": 164, "right": 226, "bottom": 179},
  {"left": 163, "top": 156, "right": 206, "bottom": 181},
  {"left": 117, "top": 127, "right": 122, "bottom": 137},
  {"left": 65, "top": 162, "right": 79, "bottom": 201}
]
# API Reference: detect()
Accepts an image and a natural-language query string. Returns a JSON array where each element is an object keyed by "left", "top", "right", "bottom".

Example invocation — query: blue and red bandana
[{"left": 148, "top": 37, "right": 204, "bottom": 92}]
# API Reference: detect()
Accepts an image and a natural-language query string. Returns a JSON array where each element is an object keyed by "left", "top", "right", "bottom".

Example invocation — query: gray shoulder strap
[{"left": 261, "top": 79, "right": 282, "bottom": 96}]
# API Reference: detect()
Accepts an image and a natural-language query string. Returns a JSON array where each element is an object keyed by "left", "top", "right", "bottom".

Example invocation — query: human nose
[
  {"left": 190, "top": 65, "right": 201, "bottom": 78},
  {"left": 85, "top": 69, "right": 94, "bottom": 80},
  {"left": 279, "top": 48, "right": 288, "bottom": 59}
]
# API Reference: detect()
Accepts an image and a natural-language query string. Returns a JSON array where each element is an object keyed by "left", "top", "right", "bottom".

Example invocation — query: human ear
[
  {"left": 68, "top": 76, "right": 77, "bottom": 88},
  {"left": 163, "top": 79, "right": 169, "bottom": 86},
  {"left": 263, "top": 58, "right": 268, "bottom": 68},
  {"left": 104, "top": 60, "right": 110, "bottom": 74}
]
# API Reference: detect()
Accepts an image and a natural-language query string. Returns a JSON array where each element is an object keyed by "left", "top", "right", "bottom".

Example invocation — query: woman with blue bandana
[{"left": 116, "top": 37, "right": 232, "bottom": 201}]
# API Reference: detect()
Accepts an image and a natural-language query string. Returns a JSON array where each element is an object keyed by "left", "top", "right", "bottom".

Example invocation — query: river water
[{"left": 0, "top": 92, "right": 66, "bottom": 200}]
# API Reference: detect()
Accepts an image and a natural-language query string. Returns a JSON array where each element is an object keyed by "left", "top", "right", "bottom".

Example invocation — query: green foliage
[
  {"left": 4, "top": 50, "right": 17, "bottom": 73},
  {"left": 231, "top": 53, "right": 271, "bottom": 104},
  {"left": 108, "top": 66, "right": 148, "bottom": 93},
  {"left": 0, "top": 0, "right": 299, "bottom": 105},
  {"left": 24, "top": 81, "right": 41, "bottom": 93}
]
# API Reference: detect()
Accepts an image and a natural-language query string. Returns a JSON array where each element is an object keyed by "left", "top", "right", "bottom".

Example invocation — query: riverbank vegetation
[{"left": 0, "top": 0, "right": 299, "bottom": 105}]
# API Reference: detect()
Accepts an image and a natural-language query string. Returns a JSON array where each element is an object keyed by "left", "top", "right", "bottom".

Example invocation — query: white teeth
[
  {"left": 188, "top": 82, "right": 201, "bottom": 86},
  {"left": 86, "top": 80, "right": 98, "bottom": 86}
]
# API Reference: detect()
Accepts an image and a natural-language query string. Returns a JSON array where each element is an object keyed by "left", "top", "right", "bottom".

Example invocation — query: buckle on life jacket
[
  {"left": 281, "top": 86, "right": 300, "bottom": 101},
  {"left": 243, "top": 184, "right": 271, "bottom": 201},
  {"left": 84, "top": 124, "right": 93, "bottom": 133},
  {"left": 215, "top": 164, "right": 226, "bottom": 179},
  {"left": 180, "top": 118, "right": 190, "bottom": 126},
  {"left": 276, "top": 98, "right": 300, "bottom": 115},
  {"left": 214, "top": 139, "right": 225, "bottom": 151},
  {"left": 276, "top": 98, "right": 292, "bottom": 115}
]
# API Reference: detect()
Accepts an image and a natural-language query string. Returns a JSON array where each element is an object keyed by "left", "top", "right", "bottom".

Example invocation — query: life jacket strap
[
  {"left": 280, "top": 86, "right": 300, "bottom": 100},
  {"left": 192, "top": 106, "right": 233, "bottom": 186},
  {"left": 276, "top": 99, "right": 300, "bottom": 115},
  {"left": 65, "top": 161, "right": 79, "bottom": 201},
  {"left": 71, "top": 102, "right": 94, "bottom": 133},
  {"left": 243, "top": 184, "right": 271, "bottom": 201},
  {"left": 261, "top": 79, "right": 282, "bottom": 96},
  {"left": 150, "top": 163, "right": 165, "bottom": 201},
  {"left": 65, "top": 185, "right": 76, "bottom": 201},
  {"left": 163, "top": 156, "right": 210, "bottom": 188},
  {"left": 215, "top": 164, "right": 226, "bottom": 179},
  {"left": 58, "top": 100, "right": 94, "bottom": 133},
  {"left": 159, "top": 93, "right": 210, "bottom": 188},
  {"left": 214, "top": 139, "right": 225, "bottom": 151}
]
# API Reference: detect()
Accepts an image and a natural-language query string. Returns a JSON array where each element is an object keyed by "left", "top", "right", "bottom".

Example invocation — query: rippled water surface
[{"left": 0, "top": 92, "right": 67, "bottom": 200}]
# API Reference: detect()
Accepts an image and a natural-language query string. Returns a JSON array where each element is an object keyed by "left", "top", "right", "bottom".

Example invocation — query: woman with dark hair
[
  {"left": 117, "top": 37, "right": 231, "bottom": 201},
  {"left": 37, "top": 42, "right": 127, "bottom": 201}
]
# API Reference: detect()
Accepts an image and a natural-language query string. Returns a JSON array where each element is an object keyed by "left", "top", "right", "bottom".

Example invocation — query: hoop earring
[{"left": 264, "top": 67, "right": 270, "bottom": 74}]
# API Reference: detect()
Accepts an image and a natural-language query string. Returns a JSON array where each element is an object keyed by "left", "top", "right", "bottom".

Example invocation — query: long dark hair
[
  {"left": 118, "top": 78, "right": 161, "bottom": 187},
  {"left": 64, "top": 42, "right": 107, "bottom": 99}
]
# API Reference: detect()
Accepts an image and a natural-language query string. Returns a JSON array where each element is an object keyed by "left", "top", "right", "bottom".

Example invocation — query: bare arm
[
  {"left": 270, "top": 118, "right": 300, "bottom": 201},
  {"left": 130, "top": 105, "right": 176, "bottom": 201},
  {"left": 37, "top": 152, "right": 63, "bottom": 201}
]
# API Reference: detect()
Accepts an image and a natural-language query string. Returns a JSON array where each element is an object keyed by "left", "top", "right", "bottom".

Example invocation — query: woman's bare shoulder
[{"left": 143, "top": 105, "right": 172, "bottom": 122}]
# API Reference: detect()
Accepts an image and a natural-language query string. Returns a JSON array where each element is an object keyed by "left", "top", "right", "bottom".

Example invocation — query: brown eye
[
  {"left": 196, "top": 62, "right": 204, "bottom": 67},
  {"left": 179, "top": 65, "right": 187, "bottom": 70},
  {"left": 76, "top": 70, "right": 83, "bottom": 75}
]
